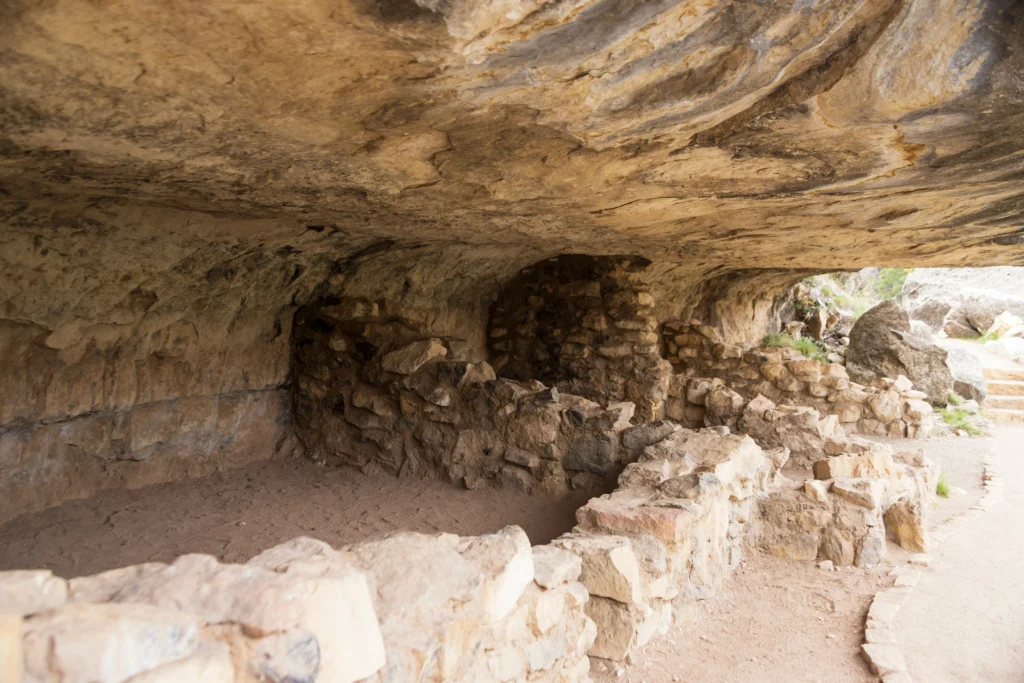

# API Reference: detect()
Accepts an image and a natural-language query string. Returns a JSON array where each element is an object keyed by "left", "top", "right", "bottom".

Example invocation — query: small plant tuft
[
  {"left": 947, "top": 391, "right": 963, "bottom": 407},
  {"left": 793, "top": 337, "right": 830, "bottom": 363},
  {"left": 979, "top": 330, "right": 999, "bottom": 343},
  {"left": 936, "top": 472, "right": 951, "bottom": 498},
  {"left": 760, "top": 332, "right": 830, "bottom": 362},
  {"left": 761, "top": 332, "right": 791, "bottom": 348},
  {"left": 939, "top": 407, "right": 982, "bottom": 436}
]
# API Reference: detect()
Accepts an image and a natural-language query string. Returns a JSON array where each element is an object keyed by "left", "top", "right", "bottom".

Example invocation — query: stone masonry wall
[
  {"left": 488, "top": 255, "right": 672, "bottom": 422},
  {"left": 2, "top": 526, "right": 594, "bottom": 683},
  {"left": 292, "top": 298, "right": 654, "bottom": 493},
  {"left": 661, "top": 320, "right": 935, "bottom": 439}
]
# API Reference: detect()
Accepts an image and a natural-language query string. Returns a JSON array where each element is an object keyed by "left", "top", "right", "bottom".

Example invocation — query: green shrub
[
  {"left": 939, "top": 407, "right": 982, "bottom": 436},
  {"left": 936, "top": 472, "right": 951, "bottom": 498},
  {"left": 947, "top": 391, "right": 963, "bottom": 406}
]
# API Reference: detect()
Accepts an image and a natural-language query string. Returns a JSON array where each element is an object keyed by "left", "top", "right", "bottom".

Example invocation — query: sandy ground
[
  {"left": 0, "top": 458, "right": 598, "bottom": 578},
  {"left": 895, "top": 426, "right": 1024, "bottom": 683},
  {"left": 592, "top": 553, "right": 890, "bottom": 683}
]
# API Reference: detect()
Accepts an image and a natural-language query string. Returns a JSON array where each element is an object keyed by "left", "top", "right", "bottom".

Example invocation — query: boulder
[
  {"left": 942, "top": 307, "right": 977, "bottom": 339},
  {"left": 988, "top": 311, "right": 1024, "bottom": 338},
  {"left": 943, "top": 345, "right": 987, "bottom": 402},
  {"left": 903, "top": 267, "right": 1024, "bottom": 333},
  {"left": 986, "top": 337, "right": 1024, "bottom": 365},
  {"left": 845, "top": 301, "right": 954, "bottom": 404}
]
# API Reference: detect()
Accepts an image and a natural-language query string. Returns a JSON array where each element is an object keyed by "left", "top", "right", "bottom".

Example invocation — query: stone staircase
[{"left": 985, "top": 367, "right": 1024, "bottom": 423}]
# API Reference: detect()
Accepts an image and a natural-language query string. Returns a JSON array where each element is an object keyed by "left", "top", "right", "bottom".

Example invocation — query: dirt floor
[
  {"left": 592, "top": 553, "right": 891, "bottom": 683},
  {"left": 895, "top": 427, "right": 1024, "bottom": 683},
  {"left": 0, "top": 458, "right": 597, "bottom": 578}
]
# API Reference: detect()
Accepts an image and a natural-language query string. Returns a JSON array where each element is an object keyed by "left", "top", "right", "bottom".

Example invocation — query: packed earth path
[{"left": 893, "top": 424, "right": 1024, "bottom": 683}]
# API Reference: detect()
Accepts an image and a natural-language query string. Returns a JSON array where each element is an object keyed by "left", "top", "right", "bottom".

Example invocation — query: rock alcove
[{"left": 1, "top": 0, "right": 1023, "bottom": 681}]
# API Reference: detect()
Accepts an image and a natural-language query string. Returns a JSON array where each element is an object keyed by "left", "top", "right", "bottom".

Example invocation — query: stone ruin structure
[
  {"left": 1, "top": 0, "right": 1023, "bottom": 681},
  {"left": 3, "top": 253, "right": 947, "bottom": 682}
]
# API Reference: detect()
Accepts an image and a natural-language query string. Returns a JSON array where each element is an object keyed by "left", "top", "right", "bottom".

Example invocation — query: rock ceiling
[{"left": 1, "top": 0, "right": 1023, "bottom": 272}]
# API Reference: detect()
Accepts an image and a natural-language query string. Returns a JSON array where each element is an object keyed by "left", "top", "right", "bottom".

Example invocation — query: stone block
[
  {"left": 532, "top": 546, "right": 583, "bottom": 590},
  {"left": 21, "top": 603, "right": 200, "bottom": 683},
  {"left": 115, "top": 554, "right": 386, "bottom": 683},
  {"left": 125, "top": 640, "right": 234, "bottom": 683},
  {"left": 0, "top": 569, "right": 67, "bottom": 615},
  {"left": 380, "top": 339, "right": 447, "bottom": 374},
  {"left": 552, "top": 534, "right": 643, "bottom": 605}
]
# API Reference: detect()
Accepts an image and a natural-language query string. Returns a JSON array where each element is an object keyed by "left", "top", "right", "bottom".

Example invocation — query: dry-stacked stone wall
[
  {"left": 661, "top": 321, "right": 935, "bottom": 438},
  {"left": 292, "top": 298, "right": 657, "bottom": 493},
  {"left": 488, "top": 256, "right": 672, "bottom": 422}
]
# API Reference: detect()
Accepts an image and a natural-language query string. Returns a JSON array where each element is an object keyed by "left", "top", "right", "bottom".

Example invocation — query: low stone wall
[
  {"left": 755, "top": 447, "right": 938, "bottom": 567},
  {"left": 0, "top": 424, "right": 789, "bottom": 681},
  {"left": 661, "top": 320, "right": 935, "bottom": 438},
  {"left": 2, "top": 526, "right": 593, "bottom": 683},
  {"left": 553, "top": 427, "right": 789, "bottom": 662},
  {"left": 292, "top": 300, "right": 670, "bottom": 493}
]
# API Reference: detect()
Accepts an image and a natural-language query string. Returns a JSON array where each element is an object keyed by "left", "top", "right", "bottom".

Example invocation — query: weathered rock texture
[
  {"left": 846, "top": 301, "right": 955, "bottom": 404},
  {"left": 3, "top": 526, "right": 596, "bottom": 683},
  {"left": 290, "top": 297, "right": 660, "bottom": 493},
  {"left": 662, "top": 321, "right": 935, "bottom": 440},
  {"left": 756, "top": 447, "right": 938, "bottom": 567},
  {"left": 1, "top": 1, "right": 1023, "bottom": 518},
  {"left": 3, "top": 422, "right": 799, "bottom": 677}
]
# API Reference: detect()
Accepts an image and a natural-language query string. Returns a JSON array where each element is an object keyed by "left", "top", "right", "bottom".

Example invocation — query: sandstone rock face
[
  {"left": 0, "top": 0, "right": 1022, "bottom": 521},
  {"left": 846, "top": 301, "right": 954, "bottom": 404},
  {"left": 903, "top": 268, "right": 1024, "bottom": 334}
]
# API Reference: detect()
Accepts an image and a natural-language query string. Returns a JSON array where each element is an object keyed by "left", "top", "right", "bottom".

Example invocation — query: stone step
[
  {"left": 987, "top": 396, "right": 1024, "bottom": 411},
  {"left": 983, "top": 367, "right": 1024, "bottom": 382},
  {"left": 988, "top": 408, "right": 1024, "bottom": 424},
  {"left": 988, "top": 380, "right": 1024, "bottom": 397}
]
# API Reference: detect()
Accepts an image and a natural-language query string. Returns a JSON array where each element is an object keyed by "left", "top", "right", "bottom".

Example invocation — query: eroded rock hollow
[
  {"left": 1, "top": 9, "right": 1024, "bottom": 678},
  {"left": 2, "top": 0, "right": 1023, "bottom": 519}
]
